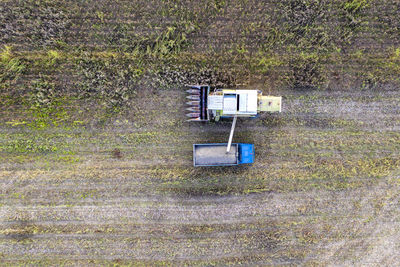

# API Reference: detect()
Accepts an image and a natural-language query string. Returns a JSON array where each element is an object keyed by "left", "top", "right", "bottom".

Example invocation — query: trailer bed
[{"left": 193, "top": 144, "right": 238, "bottom": 166}]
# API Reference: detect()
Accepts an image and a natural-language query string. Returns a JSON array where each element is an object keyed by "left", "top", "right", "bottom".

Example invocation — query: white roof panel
[
  {"left": 208, "top": 95, "right": 223, "bottom": 110},
  {"left": 236, "top": 90, "right": 258, "bottom": 114},
  {"left": 238, "top": 93, "right": 247, "bottom": 111},
  {"left": 223, "top": 94, "right": 237, "bottom": 114},
  {"left": 246, "top": 90, "right": 258, "bottom": 113}
]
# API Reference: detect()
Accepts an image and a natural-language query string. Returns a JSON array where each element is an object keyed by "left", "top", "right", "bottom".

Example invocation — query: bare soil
[{"left": 1, "top": 87, "right": 400, "bottom": 265}]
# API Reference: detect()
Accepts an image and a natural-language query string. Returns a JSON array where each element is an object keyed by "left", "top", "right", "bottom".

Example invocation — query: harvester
[{"left": 187, "top": 85, "right": 282, "bottom": 166}]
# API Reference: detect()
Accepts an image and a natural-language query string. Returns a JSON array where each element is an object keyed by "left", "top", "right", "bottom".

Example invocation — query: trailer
[{"left": 193, "top": 143, "right": 254, "bottom": 167}]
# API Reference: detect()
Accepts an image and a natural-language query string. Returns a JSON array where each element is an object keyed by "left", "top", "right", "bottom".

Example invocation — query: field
[{"left": 1, "top": 0, "right": 400, "bottom": 265}]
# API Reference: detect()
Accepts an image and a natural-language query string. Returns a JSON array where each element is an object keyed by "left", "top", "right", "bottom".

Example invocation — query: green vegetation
[
  {"left": 0, "top": 46, "right": 26, "bottom": 91},
  {"left": 0, "top": 0, "right": 398, "bottom": 117}
]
